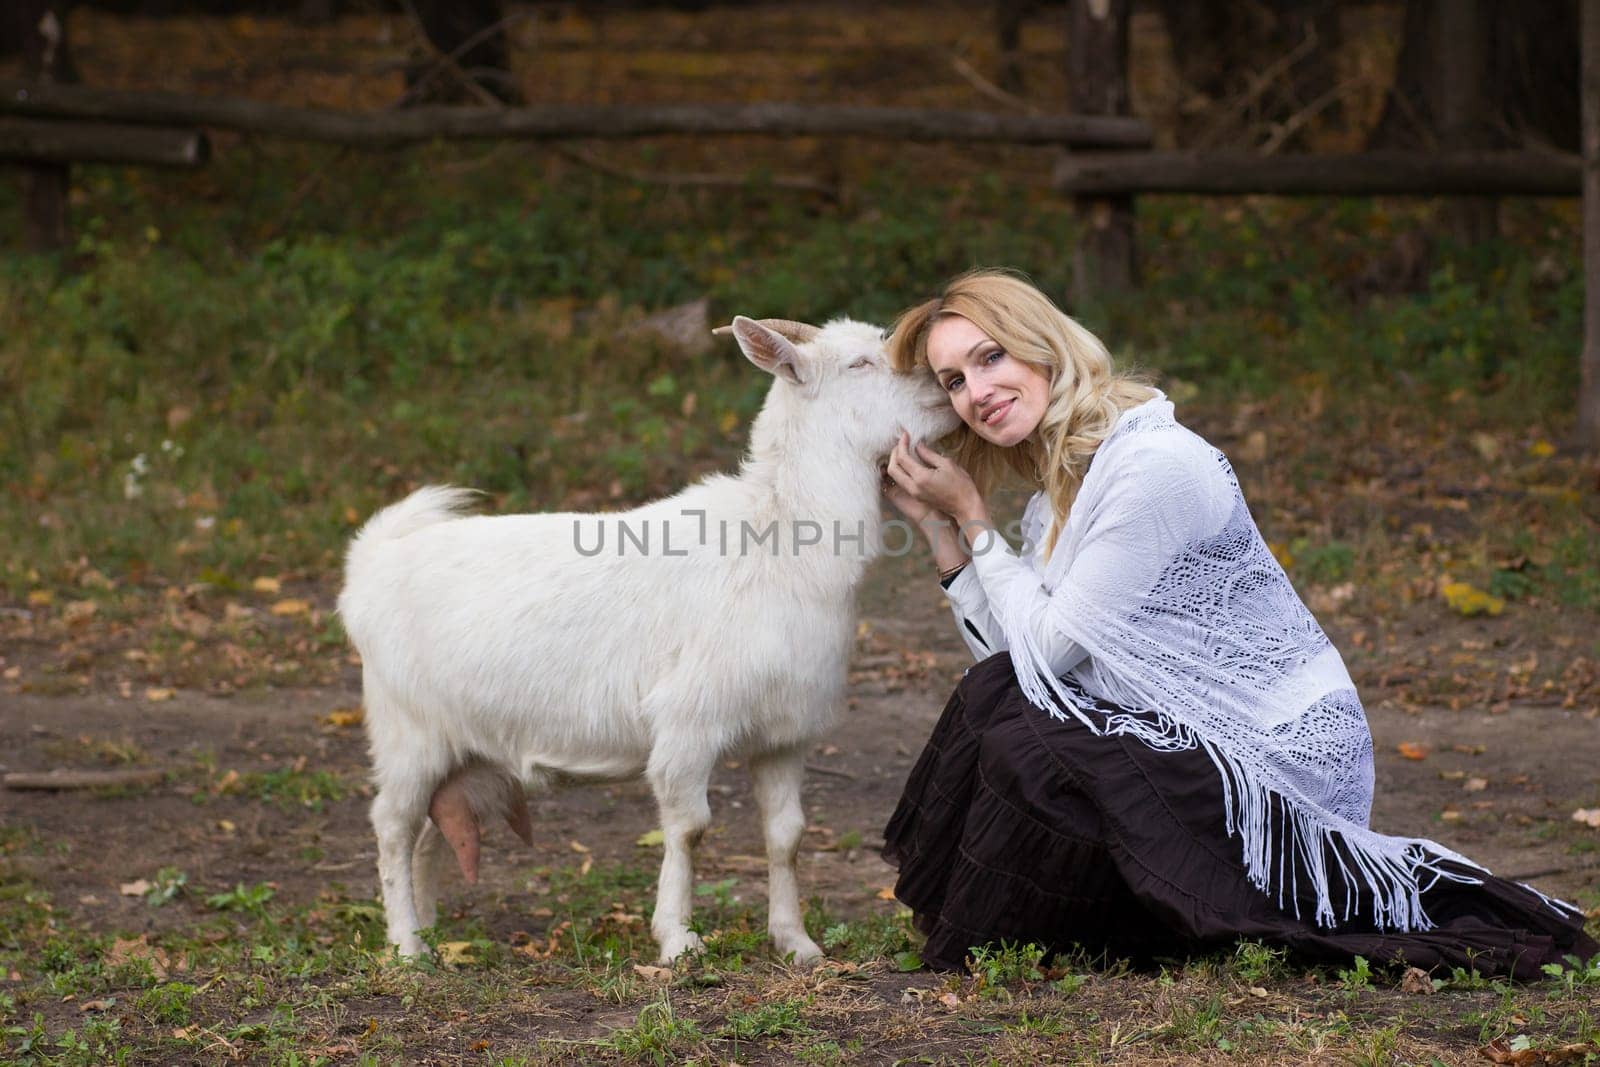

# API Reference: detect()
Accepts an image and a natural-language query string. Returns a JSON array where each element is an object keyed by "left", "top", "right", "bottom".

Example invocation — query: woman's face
[{"left": 926, "top": 315, "right": 1050, "bottom": 447}]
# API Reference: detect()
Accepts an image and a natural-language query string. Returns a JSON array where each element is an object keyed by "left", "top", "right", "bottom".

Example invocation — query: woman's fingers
[
  {"left": 884, "top": 452, "right": 914, "bottom": 492},
  {"left": 886, "top": 448, "right": 931, "bottom": 502}
]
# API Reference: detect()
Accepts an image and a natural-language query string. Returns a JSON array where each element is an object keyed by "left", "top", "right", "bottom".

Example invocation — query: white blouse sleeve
[
  {"left": 965, "top": 535, "right": 1090, "bottom": 676},
  {"left": 940, "top": 564, "right": 1006, "bottom": 660},
  {"left": 940, "top": 493, "right": 1086, "bottom": 672}
]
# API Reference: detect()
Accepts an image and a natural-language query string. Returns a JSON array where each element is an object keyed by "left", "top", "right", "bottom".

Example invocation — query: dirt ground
[{"left": 4, "top": 545, "right": 1596, "bottom": 963}]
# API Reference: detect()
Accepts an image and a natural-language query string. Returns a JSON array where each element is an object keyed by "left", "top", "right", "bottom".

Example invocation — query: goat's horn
[{"left": 712, "top": 318, "right": 821, "bottom": 344}]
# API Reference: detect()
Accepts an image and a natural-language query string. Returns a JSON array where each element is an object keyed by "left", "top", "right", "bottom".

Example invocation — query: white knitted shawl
[{"left": 997, "top": 396, "right": 1574, "bottom": 931}]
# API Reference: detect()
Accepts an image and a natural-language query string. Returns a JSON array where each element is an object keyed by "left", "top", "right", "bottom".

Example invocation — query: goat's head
[{"left": 722, "top": 316, "right": 960, "bottom": 462}]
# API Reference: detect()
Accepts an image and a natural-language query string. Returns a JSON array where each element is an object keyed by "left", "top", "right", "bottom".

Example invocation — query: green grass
[{"left": 3, "top": 843, "right": 1597, "bottom": 1064}]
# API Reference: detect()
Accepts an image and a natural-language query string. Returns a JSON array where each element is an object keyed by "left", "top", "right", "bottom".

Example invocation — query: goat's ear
[{"left": 729, "top": 315, "right": 804, "bottom": 385}]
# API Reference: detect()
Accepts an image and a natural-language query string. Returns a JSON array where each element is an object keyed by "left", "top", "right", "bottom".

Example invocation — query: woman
[{"left": 879, "top": 269, "right": 1596, "bottom": 978}]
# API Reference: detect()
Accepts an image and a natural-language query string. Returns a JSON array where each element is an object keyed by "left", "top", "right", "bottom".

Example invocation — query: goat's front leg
[
  {"left": 646, "top": 739, "right": 719, "bottom": 963},
  {"left": 749, "top": 746, "right": 823, "bottom": 964}
]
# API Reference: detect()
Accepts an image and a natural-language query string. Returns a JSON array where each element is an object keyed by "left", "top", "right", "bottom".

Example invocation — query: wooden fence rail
[
  {"left": 0, "top": 82, "right": 1155, "bottom": 149},
  {"left": 0, "top": 118, "right": 208, "bottom": 167},
  {"left": 1054, "top": 150, "right": 1581, "bottom": 197}
]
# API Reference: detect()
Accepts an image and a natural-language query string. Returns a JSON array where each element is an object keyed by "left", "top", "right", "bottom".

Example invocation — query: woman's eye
[
  {"left": 983, "top": 349, "right": 1005, "bottom": 365},
  {"left": 944, "top": 376, "right": 964, "bottom": 392}
]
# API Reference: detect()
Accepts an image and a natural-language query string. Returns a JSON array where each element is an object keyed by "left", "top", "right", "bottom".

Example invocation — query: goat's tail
[
  {"left": 352, "top": 485, "right": 480, "bottom": 547},
  {"left": 340, "top": 486, "right": 481, "bottom": 612}
]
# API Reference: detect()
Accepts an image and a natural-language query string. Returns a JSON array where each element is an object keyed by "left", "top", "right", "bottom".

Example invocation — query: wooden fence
[{"left": 3, "top": 0, "right": 1598, "bottom": 449}]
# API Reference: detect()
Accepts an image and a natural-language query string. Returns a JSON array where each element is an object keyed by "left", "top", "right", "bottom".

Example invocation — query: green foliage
[
  {"left": 143, "top": 866, "right": 189, "bottom": 907},
  {"left": 205, "top": 881, "right": 277, "bottom": 914},
  {"left": 136, "top": 981, "right": 198, "bottom": 1025},
  {"left": 818, "top": 910, "right": 917, "bottom": 965},
  {"left": 1230, "top": 940, "right": 1287, "bottom": 984},
  {"left": 242, "top": 767, "right": 350, "bottom": 811},
  {"left": 1287, "top": 538, "right": 1356, "bottom": 585},
  {"left": 607, "top": 991, "right": 703, "bottom": 1065},
  {"left": 1541, "top": 953, "right": 1600, "bottom": 995},
  {"left": 720, "top": 997, "right": 812, "bottom": 1041},
  {"left": 1160, "top": 989, "right": 1228, "bottom": 1049},
  {"left": 966, "top": 941, "right": 1047, "bottom": 994},
  {"left": 1338, "top": 954, "right": 1374, "bottom": 994}
]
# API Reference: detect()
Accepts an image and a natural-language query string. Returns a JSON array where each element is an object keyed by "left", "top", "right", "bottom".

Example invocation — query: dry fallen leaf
[
  {"left": 1571, "top": 808, "right": 1600, "bottom": 829},
  {"left": 107, "top": 936, "right": 171, "bottom": 978},
  {"left": 119, "top": 879, "right": 153, "bottom": 897},
  {"left": 1398, "top": 966, "right": 1436, "bottom": 995},
  {"left": 1464, "top": 777, "right": 1489, "bottom": 792},
  {"left": 63, "top": 600, "right": 97, "bottom": 626},
  {"left": 633, "top": 963, "right": 674, "bottom": 983},
  {"left": 438, "top": 941, "right": 476, "bottom": 965},
  {"left": 1476, "top": 1037, "right": 1598, "bottom": 1064},
  {"left": 1440, "top": 581, "right": 1505, "bottom": 618},
  {"left": 144, "top": 687, "right": 175, "bottom": 702},
  {"left": 319, "top": 707, "right": 363, "bottom": 729},
  {"left": 636, "top": 829, "right": 665, "bottom": 847},
  {"left": 270, "top": 598, "right": 310, "bottom": 617},
  {"left": 569, "top": 840, "right": 590, "bottom": 853},
  {"left": 876, "top": 886, "right": 898, "bottom": 901},
  {"left": 512, "top": 920, "right": 571, "bottom": 960},
  {"left": 1396, "top": 742, "right": 1428, "bottom": 761},
  {"left": 251, "top": 576, "right": 282, "bottom": 594}
]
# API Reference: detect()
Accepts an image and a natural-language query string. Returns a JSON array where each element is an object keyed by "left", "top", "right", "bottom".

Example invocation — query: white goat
[{"left": 338, "top": 316, "right": 958, "bottom": 964}]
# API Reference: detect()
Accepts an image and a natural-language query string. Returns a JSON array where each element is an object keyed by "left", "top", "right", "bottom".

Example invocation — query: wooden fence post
[
  {"left": 13, "top": 0, "right": 75, "bottom": 253},
  {"left": 1432, "top": 0, "right": 1498, "bottom": 245},
  {"left": 1067, "top": 0, "right": 1135, "bottom": 306},
  {"left": 1582, "top": 0, "right": 1600, "bottom": 452}
]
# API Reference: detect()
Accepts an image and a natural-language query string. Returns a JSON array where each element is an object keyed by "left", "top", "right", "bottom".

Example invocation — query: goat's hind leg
[
  {"left": 411, "top": 818, "right": 452, "bottom": 932},
  {"left": 371, "top": 777, "right": 436, "bottom": 958},
  {"left": 749, "top": 746, "right": 822, "bottom": 964},
  {"left": 367, "top": 713, "right": 449, "bottom": 960}
]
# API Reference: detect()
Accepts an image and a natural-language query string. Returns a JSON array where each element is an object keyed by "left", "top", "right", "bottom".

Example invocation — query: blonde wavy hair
[{"left": 887, "top": 269, "right": 1156, "bottom": 555}]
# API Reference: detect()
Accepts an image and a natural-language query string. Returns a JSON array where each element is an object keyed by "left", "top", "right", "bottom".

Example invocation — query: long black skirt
[{"left": 882, "top": 654, "right": 1598, "bottom": 980}]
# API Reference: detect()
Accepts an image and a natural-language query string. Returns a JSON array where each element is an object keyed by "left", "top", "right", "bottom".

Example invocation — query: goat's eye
[{"left": 848, "top": 358, "right": 874, "bottom": 370}]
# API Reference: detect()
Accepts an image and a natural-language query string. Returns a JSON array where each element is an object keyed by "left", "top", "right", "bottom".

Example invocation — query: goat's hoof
[
  {"left": 655, "top": 930, "right": 704, "bottom": 963},
  {"left": 779, "top": 938, "right": 824, "bottom": 967}
]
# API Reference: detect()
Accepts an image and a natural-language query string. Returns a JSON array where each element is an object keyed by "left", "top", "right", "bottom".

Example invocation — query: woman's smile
[{"left": 980, "top": 398, "right": 1014, "bottom": 426}]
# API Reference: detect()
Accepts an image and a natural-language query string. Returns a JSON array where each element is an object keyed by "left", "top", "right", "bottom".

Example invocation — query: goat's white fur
[{"left": 339, "top": 316, "right": 958, "bottom": 963}]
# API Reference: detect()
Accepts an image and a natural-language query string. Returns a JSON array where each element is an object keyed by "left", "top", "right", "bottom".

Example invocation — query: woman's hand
[
  {"left": 885, "top": 432, "right": 984, "bottom": 527},
  {"left": 883, "top": 476, "right": 943, "bottom": 527}
]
